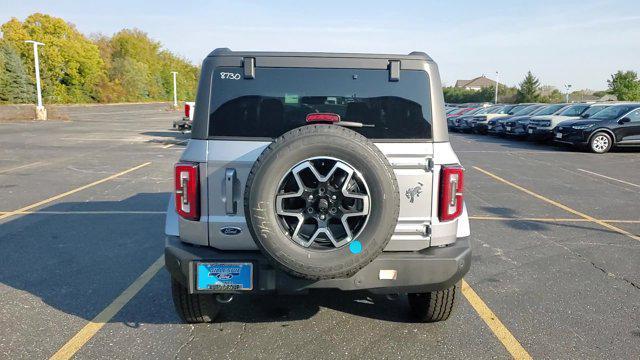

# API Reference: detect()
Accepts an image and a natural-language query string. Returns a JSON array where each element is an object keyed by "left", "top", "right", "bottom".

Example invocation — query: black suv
[
  {"left": 504, "top": 104, "right": 568, "bottom": 138},
  {"left": 554, "top": 103, "right": 640, "bottom": 153}
]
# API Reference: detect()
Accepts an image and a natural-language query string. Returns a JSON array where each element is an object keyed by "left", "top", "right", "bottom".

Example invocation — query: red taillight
[
  {"left": 175, "top": 162, "right": 199, "bottom": 220},
  {"left": 439, "top": 165, "right": 464, "bottom": 222},
  {"left": 306, "top": 113, "right": 340, "bottom": 123},
  {"left": 184, "top": 104, "right": 191, "bottom": 118}
]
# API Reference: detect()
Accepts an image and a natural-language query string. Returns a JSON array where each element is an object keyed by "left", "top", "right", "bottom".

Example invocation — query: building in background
[{"left": 455, "top": 75, "right": 503, "bottom": 91}]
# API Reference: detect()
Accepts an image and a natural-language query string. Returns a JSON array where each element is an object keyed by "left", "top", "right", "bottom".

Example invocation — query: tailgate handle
[{"left": 224, "top": 168, "right": 237, "bottom": 214}]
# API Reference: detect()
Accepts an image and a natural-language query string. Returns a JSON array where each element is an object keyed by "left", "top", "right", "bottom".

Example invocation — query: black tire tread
[
  {"left": 244, "top": 125, "right": 400, "bottom": 280},
  {"left": 408, "top": 283, "right": 458, "bottom": 322},
  {"left": 171, "top": 278, "right": 220, "bottom": 323}
]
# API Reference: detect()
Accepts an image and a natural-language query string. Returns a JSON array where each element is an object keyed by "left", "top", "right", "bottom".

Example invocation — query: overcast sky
[{"left": 2, "top": 0, "right": 639, "bottom": 90}]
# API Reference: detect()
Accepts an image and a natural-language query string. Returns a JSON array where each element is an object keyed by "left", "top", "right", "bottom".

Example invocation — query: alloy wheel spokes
[{"left": 275, "top": 157, "right": 370, "bottom": 249}]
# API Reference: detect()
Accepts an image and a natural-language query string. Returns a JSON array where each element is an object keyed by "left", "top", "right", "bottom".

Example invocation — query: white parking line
[{"left": 577, "top": 169, "right": 640, "bottom": 188}]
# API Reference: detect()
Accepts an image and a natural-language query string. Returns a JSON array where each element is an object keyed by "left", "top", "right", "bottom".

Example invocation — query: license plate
[
  {"left": 556, "top": 132, "right": 563, "bottom": 139},
  {"left": 528, "top": 128, "right": 533, "bottom": 134},
  {"left": 196, "top": 262, "right": 253, "bottom": 291},
  {"left": 506, "top": 126, "right": 512, "bottom": 131},
  {"left": 487, "top": 125, "right": 493, "bottom": 129}
]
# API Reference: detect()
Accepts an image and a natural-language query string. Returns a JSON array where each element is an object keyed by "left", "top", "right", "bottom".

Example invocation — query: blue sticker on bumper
[{"left": 196, "top": 262, "right": 253, "bottom": 291}]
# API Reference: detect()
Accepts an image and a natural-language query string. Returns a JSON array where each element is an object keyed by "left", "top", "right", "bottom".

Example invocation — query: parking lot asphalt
[{"left": 1, "top": 105, "right": 638, "bottom": 359}]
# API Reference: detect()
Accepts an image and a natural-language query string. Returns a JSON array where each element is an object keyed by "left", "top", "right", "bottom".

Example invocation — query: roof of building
[{"left": 455, "top": 76, "right": 501, "bottom": 89}]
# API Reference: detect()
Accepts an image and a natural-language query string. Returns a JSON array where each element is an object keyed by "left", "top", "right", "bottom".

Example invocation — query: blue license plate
[{"left": 196, "top": 262, "right": 253, "bottom": 291}]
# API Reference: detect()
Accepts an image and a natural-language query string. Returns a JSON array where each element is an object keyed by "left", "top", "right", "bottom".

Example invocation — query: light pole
[
  {"left": 494, "top": 71, "right": 499, "bottom": 104},
  {"left": 25, "top": 40, "right": 46, "bottom": 120},
  {"left": 564, "top": 84, "right": 572, "bottom": 103},
  {"left": 171, "top": 71, "right": 178, "bottom": 108}
]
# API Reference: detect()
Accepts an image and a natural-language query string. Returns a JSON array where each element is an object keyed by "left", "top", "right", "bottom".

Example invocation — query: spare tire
[{"left": 244, "top": 125, "right": 399, "bottom": 280}]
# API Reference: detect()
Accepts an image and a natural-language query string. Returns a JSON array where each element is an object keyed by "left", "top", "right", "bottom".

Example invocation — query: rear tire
[
  {"left": 408, "top": 283, "right": 459, "bottom": 322},
  {"left": 171, "top": 278, "right": 220, "bottom": 323},
  {"left": 589, "top": 132, "right": 612, "bottom": 154}
]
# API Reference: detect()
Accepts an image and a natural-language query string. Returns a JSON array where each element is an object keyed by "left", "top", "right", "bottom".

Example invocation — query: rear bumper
[{"left": 165, "top": 235, "right": 471, "bottom": 295}]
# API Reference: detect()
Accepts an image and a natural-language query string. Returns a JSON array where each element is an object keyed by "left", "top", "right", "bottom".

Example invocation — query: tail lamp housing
[
  {"left": 175, "top": 162, "right": 199, "bottom": 220},
  {"left": 184, "top": 103, "right": 191, "bottom": 118},
  {"left": 439, "top": 165, "right": 464, "bottom": 222}
]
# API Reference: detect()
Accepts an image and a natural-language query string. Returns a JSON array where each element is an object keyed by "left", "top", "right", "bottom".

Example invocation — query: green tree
[
  {"left": 539, "top": 89, "right": 563, "bottom": 103},
  {"left": 0, "top": 41, "right": 35, "bottom": 103},
  {"left": 1, "top": 13, "right": 106, "bottom": 103},
  {"left": 516, "top": 71, "right": 540, "bottom": 103},
  {"left": 607, "top": 70, "right": 640, "bottom": 101}
]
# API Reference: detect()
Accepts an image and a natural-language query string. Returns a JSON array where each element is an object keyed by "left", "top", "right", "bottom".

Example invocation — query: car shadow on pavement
[
  {"left": 477, "top": 206, "right": 625, "bottom": 236},
  {"left": 142, "top": 131, "right": 191, "bottom": 147},
  {"left": 453, "top": 133, "right": 566, "bottom": 152},
  {"left": 213, "top": 290, "right": 415, "bottom": 324},
  {"left": 0, "top": 192, "right": 178, "bottom": 325},
  {"left": 0, "top": 192, "right": 418, "bottom": 327}
]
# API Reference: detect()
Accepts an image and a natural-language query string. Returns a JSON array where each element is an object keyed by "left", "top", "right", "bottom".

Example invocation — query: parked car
[
  {"left": 505, "top": 103, "right": 569, "bottom": 138},
  {"left": 487, "top": 104, "right": 543, "bottom": 135},
  {"left": 448, "top": 107, "right": 484, "bottom": 132},
  {"left": 457, "top": 106, "right": 497, "bottom": 133},
  {"left": 447, "top": 107, "right": 477, "bottom": 129},
  {"left": 554, "top": 103, "right": 640, "bottom": 153},
  {"left": 165, "top": 49, "right": 471, "bottom": 323},
  {"left": 527, "top": 103, "right": 590, "bottom": 141},
  {"left": 470, "top": 104, "right": 527, "bottom": 134},
  {"left": 173, "top": 102, "right": 195, "bottom": 131}
]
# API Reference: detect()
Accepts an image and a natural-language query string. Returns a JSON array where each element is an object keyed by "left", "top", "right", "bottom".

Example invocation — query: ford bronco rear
[{"left": 164, "top": 49, "right": 471, "bottom": 323}]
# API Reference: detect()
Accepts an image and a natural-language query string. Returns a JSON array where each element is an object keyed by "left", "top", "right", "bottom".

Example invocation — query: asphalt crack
[
  {"left": 174, "top": 324, "right": 195, "bottom": 359},
  {"left": 527, "top": 223, "right": 640, "bottom": 292},
  {"left": 228, "top": 322, "right": 247, "bottom": 357}
]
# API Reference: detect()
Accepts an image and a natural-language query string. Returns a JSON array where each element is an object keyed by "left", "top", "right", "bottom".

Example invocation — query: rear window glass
[{"left": 208, "top": 67, "right": 432, "bottom": 139}]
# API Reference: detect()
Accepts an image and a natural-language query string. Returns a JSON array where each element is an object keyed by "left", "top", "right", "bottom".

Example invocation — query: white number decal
[{"left": 220, "top": 72, "right": 241, "bottom": 80}]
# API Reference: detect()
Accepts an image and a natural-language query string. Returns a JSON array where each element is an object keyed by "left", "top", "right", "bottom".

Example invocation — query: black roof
[{"left": 207, "top": 48, "right": 434, "bottom": 62}]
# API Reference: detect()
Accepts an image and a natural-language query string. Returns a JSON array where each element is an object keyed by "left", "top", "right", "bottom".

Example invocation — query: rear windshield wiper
[{"left": 335, "top": 121, "right": 375, "bottom": 128}]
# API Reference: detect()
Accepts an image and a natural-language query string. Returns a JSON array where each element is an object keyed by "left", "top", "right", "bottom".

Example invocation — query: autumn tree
[
  {"left": 1, "top": 13, "right": 106, "bottom": 103},
  {"left": 0, "top": 14, "right": 200, "bottom": 104}
]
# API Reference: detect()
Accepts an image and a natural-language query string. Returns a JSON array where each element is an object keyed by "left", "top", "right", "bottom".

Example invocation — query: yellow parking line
[
  {"left": 50, "top": 255, "right": 164, "bottom": 360},
  {"left": 462, "top": 280, "right": 532, "bottom": 359},
  {"left": 0, "top": 161, "right": 43, "bottom": 174},
  {"left": 162, "top": 139, "right": 188, "bottom": 149},
  {"left": 0, "top": 162, "right": 151, "bottom": 221},
  {"left": 473, "top": 166, "right": 640, "bottom": 242}
]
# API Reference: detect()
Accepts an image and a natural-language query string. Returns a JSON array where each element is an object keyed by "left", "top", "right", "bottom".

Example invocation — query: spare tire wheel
[{"left": 244, "top": 125, "right": 400, "bottom": 280}]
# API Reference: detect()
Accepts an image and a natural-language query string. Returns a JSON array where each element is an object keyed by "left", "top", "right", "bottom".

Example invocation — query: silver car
[{"left": 164, "top": 49, "right": 471, "bottom": 323}]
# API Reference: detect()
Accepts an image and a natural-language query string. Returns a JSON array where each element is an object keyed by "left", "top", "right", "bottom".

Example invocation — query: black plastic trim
[{"left": 165, "top": 236, "right": 471, "bottom": 295}]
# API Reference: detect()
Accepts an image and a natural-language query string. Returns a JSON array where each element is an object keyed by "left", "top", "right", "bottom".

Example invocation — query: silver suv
[{"left": 165, "top": 49, "right": 471, "bottom": 323}]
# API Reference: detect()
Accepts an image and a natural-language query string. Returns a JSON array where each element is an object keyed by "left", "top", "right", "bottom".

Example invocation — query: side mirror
[
  {"left": 581, "top": 114, "right": 590, "bottom": 118},
  {"left": 618, "top": 117, "right": 631, "bottom": 124}
]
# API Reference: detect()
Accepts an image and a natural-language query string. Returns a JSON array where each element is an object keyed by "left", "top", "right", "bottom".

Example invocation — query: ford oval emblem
[{"left": 220, "top": 227, "right": 242, "bottom": 236}]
